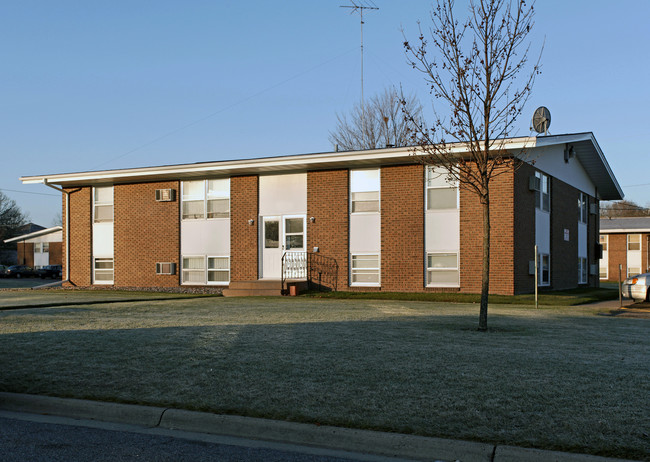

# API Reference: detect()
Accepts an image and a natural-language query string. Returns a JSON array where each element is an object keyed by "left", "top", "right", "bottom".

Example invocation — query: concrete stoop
[{"left": 222, "top": 280, "right": 308, "bottom": 297}]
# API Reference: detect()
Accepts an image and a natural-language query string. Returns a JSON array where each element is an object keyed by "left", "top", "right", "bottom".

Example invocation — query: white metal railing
[{"left": 282, "top": 251, "right": 307, "bottom": 280}]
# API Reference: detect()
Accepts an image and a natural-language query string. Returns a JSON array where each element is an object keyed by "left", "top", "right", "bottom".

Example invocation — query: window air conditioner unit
[
  {"left": 528, "top": 176, "right": 541, "bottom": 192},
  {"left": 589, "top": 203, "right": 598, "bottom": 215},
  {"left": 589, "top": 264, "right": 598, "bottom": 276},
  {"left": 156, "top": 262, "right": 176, "bottom": 275},
  {"left": 155, "top": 189, "right": 176, "bottom": 202}
]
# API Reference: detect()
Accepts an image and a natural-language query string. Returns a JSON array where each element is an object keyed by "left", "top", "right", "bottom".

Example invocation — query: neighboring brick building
[
  {"left": 599, "top": 217, "right": 650, "bottom": 282},
  {"left": 4, "top": 226, "right": 63, "bottom": 269},
  {"left": 19, "top": 132, "right": 623, "bottom": 295}
]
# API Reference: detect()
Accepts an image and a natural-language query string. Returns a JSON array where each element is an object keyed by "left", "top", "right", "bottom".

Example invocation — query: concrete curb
[{"left": 0, "top": 392, "right": 638, "bottom": 462}]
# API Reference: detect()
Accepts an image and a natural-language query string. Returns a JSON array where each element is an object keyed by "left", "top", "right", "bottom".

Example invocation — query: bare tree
[
  {"left": 0, "top": 190, "right": 28, "bottom": 243},
  {"left": 329, "top": 88, "right": 423, "bottom": 151},
  {"left": 600, "top": 200, "right": 650, "bottom": 218},
  {"left": 403, "top": 0, "right": 540, "bottom": 331}
]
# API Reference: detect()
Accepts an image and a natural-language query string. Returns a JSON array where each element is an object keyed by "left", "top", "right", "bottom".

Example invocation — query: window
[
  {"left": 535, "top": 172, "right": 550, "bottom": 212},
  {"left": 208, "top": 257, "right": 230, "bottom": 284},
  {"left": 350, "top": 169, "right": 380, "bottom": 213},
  {"left": 182, "top": 256, "right": 205, "bottom": 284},
  {"left": 182, "top": 179, "right": 230, "bottom": 220},
  {"left": 285, "top": 217, "right": 304, "bottom": 250},
  {"left": 627, "top": 234, "right": 641, "bottom": 251},
  {"left": 578, "top": 257, "right": 587, "bottom": 284},
  {"left": 43, "top": 242, "right": 49, "bottom": 253},
  {"left": 599, "top": 235, "right": 608, "bottom": 251},
  {"left": 93, "top": 186, "right": 114, "bottom": 223},
  {"left": 628, "top": 267, "right": 641, "bottom": 277},
  {"left": 94, "top": 258, "right": 114, "bottom": 284},
  {"left": 539, "top": 253, "right": 550, "bottom": 286},
  {"left": 426, "top": 167, "right": 458, "bottom": 210},
  {"left": 578, "top": 193, "right": 587, "bottom": 223},
  {"left": 427, "top": 253, "right": 459, "bottom": 287},
  {"left": 207, "top": 179, "right": 230, "bottom": 218},
  {"left": 351, "top": 254, "right": 380, "bottom": 285},
  {"left": 599, "top": 266, "right": 608, "bottom": 280},
  {"left": 34, "top": 243, "right": 42, "bottom": 253}
]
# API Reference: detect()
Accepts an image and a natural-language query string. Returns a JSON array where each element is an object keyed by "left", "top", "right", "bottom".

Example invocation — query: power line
[
  {"left": 0, "top": 188, "right": 59, "bottom": 197},
  {"left": 92, "top": 47, "right": 357, "bottom": 170}
]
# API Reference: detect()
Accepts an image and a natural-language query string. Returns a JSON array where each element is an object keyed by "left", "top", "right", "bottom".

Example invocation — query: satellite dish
[{"left": 532, "top": 106, "right": 551, "bottom": 135}]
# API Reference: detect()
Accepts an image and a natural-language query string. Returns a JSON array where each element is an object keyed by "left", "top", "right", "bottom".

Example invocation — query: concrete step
[
  {"left": 222, "top": 288, "right": 282, "bottom": 297},
  {"left": 228, "top": 280, "right": 282, "bottom": 290}
]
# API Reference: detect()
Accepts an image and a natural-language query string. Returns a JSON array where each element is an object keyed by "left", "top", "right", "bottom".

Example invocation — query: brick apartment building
[
  {"left": 599, "top": 217, "right": 650, "bottom": 282},
  {"left": 3, "top": 226, "right": 63, "bottom": 269},
  {"left": 20, "top": 132, "right": 622, "bottom": 295}
]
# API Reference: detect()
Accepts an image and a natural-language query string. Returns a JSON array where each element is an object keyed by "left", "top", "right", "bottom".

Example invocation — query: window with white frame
[
  {"left": 535, "top": 172, "right": 550, "bottom": 212},
  {"left": 427, "top": 253, "right": 459, "bottom": 287},
  {"left": 34, "top": 243, "right": 42, "bottom": 253},
  {"left": 599, "top": 235, "right": 608, "bottom": 280},
  {"left": 94, "top": 258, "right": 114, "bottom": 284},
  {"left": 350, "top": 169, "right": 380, "bottom": 213},
  {"left": 628, "top": 267, "right": 641, "bottom": 277},
  {"left": 350, "top": 254, "right": 380, "bottom": 285},
  {"left": 207, "top": 257, "right": 230, "bottom": 284},
  {"left": 182, "top": 179, "right": 230, "bottom": 220},
  {"left": 627, "top": 234, "right": 641, "bottom": 251},
  {"left": 539, "top": 253, "right": 550, "bottom": 286},
  {"left": 182, "top": 256, "right": 206, "bottom": 284},
  {"left": 578, "top": 257, "right": 587, "bottom": 284},
  {"left": 93, "top": 186, "right": 114, "bottom": 223},
  {"left": 426, "top": 167, "right": 458, "bottom": 210},
  {"left": 578, "top": 193, "right": 588, "bottom": 223},
  {"left": 43, "top": 242, "right": 49, "bottom": 253}
]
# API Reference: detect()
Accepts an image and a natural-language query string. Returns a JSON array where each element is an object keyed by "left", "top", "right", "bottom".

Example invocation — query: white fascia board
[
  {"left": 20, "top": 137, "right": 540, "bottom": 187},
  {"left": 600, "top": 229, "right": 650, "bottom": 234},
  {"left": 3, "top": 226, "right": 63, "bottom": 244}
]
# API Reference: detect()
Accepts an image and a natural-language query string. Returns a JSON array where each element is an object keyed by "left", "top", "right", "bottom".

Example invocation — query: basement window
[
  {"left": 427, "top": 253, "right": 460, "bottom": 287},
  {"left": 182, "top": 256, "right": 205, "bottom": 284},
  {"left": 350, "top": 254, "right": 380, "bottom": 285},
  {"left": 94, "top": 258, "right": 114, "bottom": 285}
]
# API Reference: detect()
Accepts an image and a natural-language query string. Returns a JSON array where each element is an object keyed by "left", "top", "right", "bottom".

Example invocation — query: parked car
[
  {"left": 622, "top": 272, "right": 650, "bottom": 302},
  {"left": 37, "top": 265, "right": 63, "bottom": 279},
  {"left": 6, "top": 265, "right": 35, "bottom": 278},
  {"left": 0, "top": 265, "right": 8, "bottom": 277}
]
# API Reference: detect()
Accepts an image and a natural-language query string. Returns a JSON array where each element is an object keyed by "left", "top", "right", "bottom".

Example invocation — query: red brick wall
[
  {"left": 381, "top": 164, "right": 425, "bottom": 291},
  {"left": 64, "top": 187, "right": 92, "bottom": 286},
  {"left": 550, "top": 179, "right": 580, "bottom": 290},
  {"left": 114, "top": 181, "right": 180, "bottom": 287},
  {"left": 459, "top": 164, "right": 516, "bottom": 295},
  {"left": 307, "top": 169, "right": 349, "bottom": 291},
  {"left": 588, "top": 196, "right": 599, "bottom": 288},
  {"left": 49, "top": 242, "right": 63, "bottom": 266},
  {"left": 17, "top": 243, "right": 34, "bottom": 267},
  {"left": 230, "top": 175, "right": 258, "bottom": 281},
  {"left": 513, "top": 162, "right": 536, "bottom": 294},
  {"left": 603, "top": 232, "right": 650, "bottom": 282}
]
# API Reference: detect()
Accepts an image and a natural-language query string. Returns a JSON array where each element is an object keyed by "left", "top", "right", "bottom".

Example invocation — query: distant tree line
[{"left": 600, "top": 200, "right": 650, "bottom": 218}]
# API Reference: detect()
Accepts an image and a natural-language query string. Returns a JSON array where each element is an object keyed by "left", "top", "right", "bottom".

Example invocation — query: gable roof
[
  {"left": 600, "top": 217, "right": 650, "bottom": 233},
  {"left": 19, "top": 132, "right": 623, "bottom": 200}
]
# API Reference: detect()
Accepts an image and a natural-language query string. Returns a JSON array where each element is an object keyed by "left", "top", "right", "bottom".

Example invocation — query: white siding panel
[
  {"left": 259, "top": 174, "right": 307, "bottom": 216},
  {"left": 34, "top": 252, "right": 49, "bottom": 268},
  {"left": 578, "top": 223, "right": 587, "bottom": 258},
  {"left": 531, "top": 145, "right": 596, "bottom": 197},
  {"left": 181, "top": 220, "right": 230, "bottom": 256},
  {"left": 535, "top": 209, "right": 550, "bottom": 254},
  {"left": 426, "top": 211, "right": 459, "bottom": 252},
  {"left": 92, "top": 223, "right": 114, "bottom": 258},
  {"left": 350, "top": 214, "right": 380, "bottom": 253}
]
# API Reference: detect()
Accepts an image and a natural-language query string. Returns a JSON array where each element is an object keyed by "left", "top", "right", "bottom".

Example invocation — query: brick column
[
  {"left": 230, "top": 175, "right": 259, "bottom": 281},
  {"left": 64, "top": 187, "right": 92, "bottom": 286}
]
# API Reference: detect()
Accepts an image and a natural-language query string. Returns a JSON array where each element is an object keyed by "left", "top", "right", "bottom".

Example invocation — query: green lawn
[{"left": 0, "top": 294, "right": 647, "bottom": 460}]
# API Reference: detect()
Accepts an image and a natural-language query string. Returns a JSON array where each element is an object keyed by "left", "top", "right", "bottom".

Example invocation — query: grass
[
  {"left": 0, "top": 294, "right": 647, "bottom": 460},
  {"left": 302, "top": 286, "right": 619, "bottom": 306}
]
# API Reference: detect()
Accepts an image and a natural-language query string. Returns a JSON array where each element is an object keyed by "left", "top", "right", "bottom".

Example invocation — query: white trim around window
[
  {"left": 535, "top": 172, "right": 550, "bottom": 213},
  {"left": 539, "top": 253, "right": 550, "bottom": 286},
  {"left": 578, "top": 193, "right": 588, "bottom": 224},
  {"left": 578, "top": 257, "right": 587, "bottom": 284},
  {"left": 350, "top": 169, "right": 380, "bottom": 214},
  {"left": 426, "top": 252, "right": 460, "bottom": 287},
  {"left": 182, "top": 255, "right": 230, "bottom": 285},
  {"left": 350, "top": 253, "right": 380, "bottom": 286},
  {"left": 425, "top": 166, "right": 459, "bottom": 211},
  {"left": 93, "top": 186, "right": 114, "bottom": 223},
  {"left": 93, "top": 258, "right": 114, "bottom": 285},
  {"left": 181, "top": 179, "right": 230, "bottom": 220}
]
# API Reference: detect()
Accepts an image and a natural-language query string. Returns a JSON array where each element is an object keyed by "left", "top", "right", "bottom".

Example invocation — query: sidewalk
[{"left": 0, "top": 392, "right": 638, "bottom": 462}]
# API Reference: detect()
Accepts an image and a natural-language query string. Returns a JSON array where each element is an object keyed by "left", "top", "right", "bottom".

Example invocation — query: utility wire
[
  {"left": 0, "top": 188, "right": 59, "bottom": 197},
  {"left": 92, "top": 48, "right": 357, "bottom": 170}
]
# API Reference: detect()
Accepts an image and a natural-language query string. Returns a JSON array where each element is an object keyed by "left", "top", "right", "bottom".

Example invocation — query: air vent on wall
[
  {"left": 528, "top": 176, "right": 540, "bottom": 192},
  {"left": 155, "top": 189, "right": 176, "bottom": 202},
  {"left": 589, "top": 264, "right": 598, "bottom": 276},
  {"left": 156, "top": 262, "right": 176, "bottom": 275},
  {"left": 589, "top": 203, "right": 598, "bottom": 215}
]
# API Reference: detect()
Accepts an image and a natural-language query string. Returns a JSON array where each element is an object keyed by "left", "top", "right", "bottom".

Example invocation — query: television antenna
[
  {"left": 340, "top": 1, "right": 379, "bottom": 147},
  {"left": 531, "top": 106, "right": 551, "bottom": 135}
]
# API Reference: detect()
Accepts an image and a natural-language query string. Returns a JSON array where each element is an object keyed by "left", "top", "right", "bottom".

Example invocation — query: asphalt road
[{"left": 0, "top": 414, "right": 401, "bottom": 462}]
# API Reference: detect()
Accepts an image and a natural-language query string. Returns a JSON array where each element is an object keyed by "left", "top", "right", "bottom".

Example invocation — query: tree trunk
[{"left": 478, "top": 192, "right": 490, "bottom": 331}]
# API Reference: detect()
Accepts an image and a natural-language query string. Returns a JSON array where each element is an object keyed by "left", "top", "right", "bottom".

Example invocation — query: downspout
[{"left": 43, "top": 180, "right": 70, "bottom": 285}]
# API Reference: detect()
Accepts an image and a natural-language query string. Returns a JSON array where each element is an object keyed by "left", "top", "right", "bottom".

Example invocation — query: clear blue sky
[{"left": 2, "top": 1, "right": 649, "bottom": 226}]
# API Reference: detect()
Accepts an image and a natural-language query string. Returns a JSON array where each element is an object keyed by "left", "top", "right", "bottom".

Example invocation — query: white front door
[{"left": 260, "top": 215, "right": 306, "bottom": 279}]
